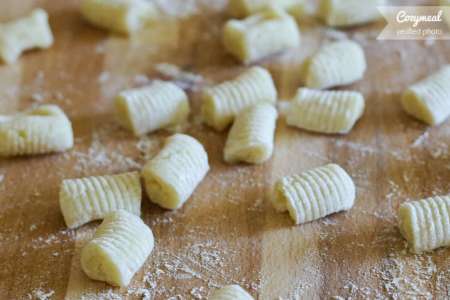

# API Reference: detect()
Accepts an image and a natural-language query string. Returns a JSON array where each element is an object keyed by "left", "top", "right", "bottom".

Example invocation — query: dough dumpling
[
  {"left": 0, "top": 105, "right": 73, "bottom": 157},
  {"left": 401, "top": 65, "right": 450, "bottom": 125},
  {"left": 81, "top": 210, "right": 154, "bottom": 287}
]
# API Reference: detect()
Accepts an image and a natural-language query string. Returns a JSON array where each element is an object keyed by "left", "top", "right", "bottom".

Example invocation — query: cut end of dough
[
  {"left": 401, "top": 89, "right": 437, "bottom": 125},
  {"left": 115, "top": 95, "right": 139, "bottom": 135},
  {"left": 223, "top": 20, "right": 249, "bottom": 64},
  {"left": 272, "top": 180, "right": 299, "bottom": 224},
  {"left": 58, "top": 182, "right": 88, "bottom": 229},
  {"left": 398, "top": 203, "right": 420, "bottom": 253},
  {"left": 173, "top": 99, "right": 191, "bottom": 126},
  {"left": 81, "top": 242, "right": 127, "bottom": 287},
  {"left": 143, "top": 169, "right": 182, "bottom": 210},
  {"left": 201, "top": 91, "right": 229, "bottom": 131}
]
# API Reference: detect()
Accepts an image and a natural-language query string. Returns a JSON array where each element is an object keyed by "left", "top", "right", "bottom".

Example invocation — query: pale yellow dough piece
[
  {"left": 319, "top": 0, "right": 386, "bottom": 27},
  {"left": 223, "top": 7, "right": 300, "bottom": 64},
  {"left": 0, "top": 8, "right": 53, "bottom": 64},
  {"left": 285, "top": 88, "right": 365, "bottom": 134},
  {"left": 228, "top": 0, "right": 304, "bottom": 18},
  {"left": 115, "top": 81, "right": 190, "bottom": 136},
  {"left": 202, "top": 66, "right": 277, "bottom": 131},
  {"left": 59, "top": 172, "right": 141, "bottom": 229},
  {"left": 0, "top": 105, "right": 73, "bottom": 157},
  {"left": 272, "top": 164, "right": 355, "bottom": 225},
  {"left": 209, "top": 285, "right": 254, "bottom": 300},
  {"left": 224, "top": 104, "right": 278, "bottom": 164},
  {"left": 401, "top": 65, "right": 450, "bottom": 125},
  {"left": 398, "top": 195, "right": 450, "bottom": 254},
  {"left": 303, "top": 40, "right": 366, "bottom": 89},
  {"left": 142, "top": 134, "right": 209, "bottom": 210},
  {"left": 81, "top": 0, "right": 157, "bottom": 34},
  {"left": 81, "top": 210, "right": 154, "bottom": 287}
]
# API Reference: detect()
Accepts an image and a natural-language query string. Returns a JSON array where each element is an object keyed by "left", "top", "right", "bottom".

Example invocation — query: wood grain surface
[{"left": 0, "top": 0, "right": 449, "bottom": 299}]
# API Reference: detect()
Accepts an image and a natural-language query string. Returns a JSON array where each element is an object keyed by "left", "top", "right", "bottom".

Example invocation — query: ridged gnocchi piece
[
  {"left": 81, "top": 210, "right": 154, "bottom": 287},
  {"left": 224, "top": 104, "right": 278, "bottom": 164},
  {"left": 142, "top": 134, "right": 209, "bottom": 210},
  {"left": 303, "top": 40, "right": 366, "bottom": 89},
  {"left": 202, "top": 67, "right": 277, "bottom": 131},
  {"left": 401, "top": 65, "right": 450, "bottom": 125},
  {"left": 398, "top": 195, "right": 450, "bottom": 254},
  {"left": 210, "top": 285, "right": 254, "bottom": 300},
  {"left": 285, "top": 88, "right": 365, "bottom": 134},
  {"left": 272, "top": 164, "right": 356, "bottom": 225},
  {"left": 115, "top": 81, "right": 190, "bottom": 136},
  {"left": 0, "top": 8, "right": 53, "bottom": 64},
  {"left": 223, "top": 7, "right": 300, "bottom": 64},
  {"left": 59, "top": 172, "right": 141, "bottom": 229},
  {"left": 81, "top": 0, "right": 157, "bottom": 34},
  {"left": 0, "top": 105, "right": 73, "bottom": 157},
  {"left": 319, "top": 0, "right": 386, "bottom": 27},
  {"left": 228, "top": 0, "right": 304, "bottom": 18}
]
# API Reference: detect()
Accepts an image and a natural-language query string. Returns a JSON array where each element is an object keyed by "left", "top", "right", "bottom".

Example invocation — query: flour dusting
[{"left": 26, "top": 287, "right": 55, "bottom": 300}]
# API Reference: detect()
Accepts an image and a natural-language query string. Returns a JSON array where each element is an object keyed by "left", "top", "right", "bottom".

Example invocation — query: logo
[{"left": 378, "top": 6, "right": 450, "bottom": 40}]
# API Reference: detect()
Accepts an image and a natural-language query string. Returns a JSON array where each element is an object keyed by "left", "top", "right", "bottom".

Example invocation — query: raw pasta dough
[
  {"left": 81, "top": 210, "right": 154, "bottom": 287},
  {"left": 60, "top": 172, "right": 141, "bottom": 228},
  {"left": 228, "top": 0, "right": 303, "bottom": 18},
  {"left": 115, "top": 81, "right": 190, "bottom": 136},
  {"left": 202, "top": 66, "right": 277, "bottom": 131},
  {"left": 142, "top": 134, "right": 209, "bottom": 209},
  {"left": 401, "top": 65, "right": 450, "bottom": 125},
  {"left": 0, "top": 8, "right": 53, "bottom": 64},
  {"left": 319, "top": 0, "right": 386, "bottom": 27},
  {"left": 209, "top": 285, "right": 254, "bottom": 300},
  {"left": 272, "top": 164, "right": 355, "bottom": 225},
  {"left": 0, "top": 105, "right": 73, "bottom": 157},
  {"left": 285, "top": 88, "right": 365, "bottom": 134},
  {"left": 398, "top": 195, "right": 450, "bottom": 254},
  {"left": 81, "top": 0, "right": 157, "bottom": 34},
  {"left": 224, "top": 104, "right": 278, "bottom": 164},
  {"left": 223, "top": 7, "right": 300, "bottom": 64},
  {"left": 303, "top": 40, "right": 366, "bottom": 89}
]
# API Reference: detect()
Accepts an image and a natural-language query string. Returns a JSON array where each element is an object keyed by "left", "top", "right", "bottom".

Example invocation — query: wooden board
[{"left": 0, "top": 0, "right": 449, "bottom": 299}]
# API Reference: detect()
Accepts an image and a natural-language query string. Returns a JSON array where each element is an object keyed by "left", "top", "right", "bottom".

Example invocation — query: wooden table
[{"left": 0, "top": 0, "right": 449, "bottom": 299}]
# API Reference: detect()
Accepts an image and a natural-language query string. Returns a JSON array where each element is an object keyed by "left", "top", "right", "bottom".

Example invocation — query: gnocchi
[
  {"left": 209, "top": 285, "right": 254, "bottom": 300},
  {"left": 81, "top": 0, "right": 157, "bottom": 34},
  {"left": 303, "top": 40, "right": 366, "bottom": 89},
  {"left": 272, "top": 164, "right": 355, "bottom": 225},
  {"left": 223, "top": 6, "right": 300, "bottom": 64},
  {"left": 59, "top": 172, "right": 141, "bottom": 229},
  {"left": 398, "top": 195, "right": 450, "bottom": 253},
  {"left": 202, "top": 67, "right": 277, "bottom": 131},
  {"left": 142, "top": 134, "right": 209, "bottom": 210},
  {"left": 0, "top": 8, "right": 53, "bottom": 64},
  {"left": 285, "top": 88, "right": 365, "bottom": 134},
  {"left": 224, "top": 104, "right": 278, "bottom": 164},
  {"left": 401, "top": 65, "right": 450, "bottom": 125},
  {"left": 81, "top": 210, "right": 154, "bottom": 287},
  {"left": 115, "top": 81, "right": 190, "bottom": 136},
  {"left": 319, "top": 0, "right": 386, "bottom": 27},
  {"left": 0, "top": 105, "right": 73, "bottom": 157}
]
